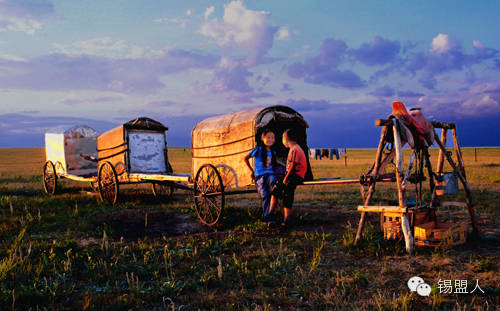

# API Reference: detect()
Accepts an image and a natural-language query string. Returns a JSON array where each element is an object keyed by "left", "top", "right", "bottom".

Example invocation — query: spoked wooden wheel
[
  {"left": 193, "top": 164, "right": 225, "bottom": 226},
  {"left": 89, "top": 180, "right": 99, "bottom": 193},
  {"left": 42, "top": 161, "right": 57, "bottom": 195},
  {"left": 55, "top": 161, "right": 65, "bottom": 175},
  {"left": 152, "top": 182, "right": 174, "bottom": 199},
  {"left": 98, "top": 161, "right": 119, "bottom": 204}
]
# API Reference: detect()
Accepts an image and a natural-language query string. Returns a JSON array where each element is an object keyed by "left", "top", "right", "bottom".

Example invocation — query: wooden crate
[
  {"left": 382, "top": 212, "right": 402, "bottom": 240},
  {"left": 414, "top": 221, "right": 468, "bottom": 247},
  {"left": 411, "top": 207, "right": 436, "bottom": 226}
]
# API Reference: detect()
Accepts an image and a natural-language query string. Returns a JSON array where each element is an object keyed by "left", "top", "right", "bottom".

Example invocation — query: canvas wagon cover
[
  {"left": 191, "top": 106, "right": 309, "bottom": 188},
  {"left": 97, "top": 117, "right": 171, "bottom": 176},
  {"left": 45, "top": 125, "right": 98, "bottom": 175}
]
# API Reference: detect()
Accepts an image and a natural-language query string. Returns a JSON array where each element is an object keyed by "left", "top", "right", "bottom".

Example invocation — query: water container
[{"left": 436, "top": 172, "right": 459, "bottom": 195}]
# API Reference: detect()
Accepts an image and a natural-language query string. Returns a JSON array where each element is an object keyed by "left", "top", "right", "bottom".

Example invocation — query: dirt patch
[{"left": 93, "top": 209, "right": 210, "bottom": 240}]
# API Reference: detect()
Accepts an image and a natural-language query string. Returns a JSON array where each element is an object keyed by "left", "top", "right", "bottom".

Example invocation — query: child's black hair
[
  {"left": 257, "top": 128, "right": 276, "bottom": 170},
  {"left": 283, "top": 128, "right": 298, "bottom": 143}
]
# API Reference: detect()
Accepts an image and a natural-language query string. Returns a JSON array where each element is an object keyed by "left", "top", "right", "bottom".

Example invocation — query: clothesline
[{"left": 308, "top": 148, "right": 347, "bottom": 160}]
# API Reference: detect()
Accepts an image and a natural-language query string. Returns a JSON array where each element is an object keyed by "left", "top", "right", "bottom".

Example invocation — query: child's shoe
[
  {"left": 261, "top": 210, "right": 275, "bottom": 222},
  {"left": 279, "top": 217, "right": 292, "bottom": 233},
  {"left": 267, "top": 220, "right": 278, "bottom": 228}
]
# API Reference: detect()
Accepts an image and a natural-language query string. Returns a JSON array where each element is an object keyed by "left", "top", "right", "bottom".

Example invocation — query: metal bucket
[{"left": 436, "top": 172, "right": 459, "bottom": 195}]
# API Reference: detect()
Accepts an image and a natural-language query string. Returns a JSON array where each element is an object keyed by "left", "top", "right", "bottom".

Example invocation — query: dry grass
[{"left": 0, "top": 147, "right": 498, "bottom": 310}]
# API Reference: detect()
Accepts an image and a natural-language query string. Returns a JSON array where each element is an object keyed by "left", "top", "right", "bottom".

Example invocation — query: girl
[{"left": 244, "top": 129, "right": 278, "bottom": 221}]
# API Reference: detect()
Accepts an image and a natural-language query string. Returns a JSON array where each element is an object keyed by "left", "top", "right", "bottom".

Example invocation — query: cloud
[
  {"left": 0, "top": 49, "right": 218, "bottom": 94},
  {"left": 52, "top": 37, "right": 148, "bottom": 59},
  {"left": 146, "top": 100, "right": 178, "bottom": 108},
  {"left": 352, "top": 36, "right": 400, "bottom": 66},
  {"left": 204, "top": 6, "right": 215, "bottom": 20},
  {"left": 0, "top": 0, "right": 54, "bottom": 35},
  {"left": 287, "top": 38, "right": 365, "bottom": 89},
  {"left": 0, "top": 50, "right": 26, "bottom": 61},
  {"left": 0, "top": 113, "right": 118, "bottom": 147},
  {"left": 276, "top": 27, "right": 290, "bottom": 40},
  {"left": 396, "top": 90, "right": 424, "bottom": 98},
  {"left": 57, "top": 96, "right": 120, "bottom": 106},
  {"left": 192, "top": 56, "right": 272, "bottom": 103},
  {"left": 460, "top": 94, "right": 500, "bottom": 116},
  {"left": 280, "top": 98, "right": 331, "bottom": 112},
  {"left": 370, "top": 85, "right": 395, "bottom": 97},
  {"left": 281, "top": 83, "right": 293, "bottom": 92},
  {"left": 226, "top": 91, "right": 272, "bottom": 104},
  {"left": 154, "top": 17, "right": 191, "bottom": 28},
  {"left": 200, "top": 0, "right": 278, "bottom": 65},
  {"left": 407, "top": 34, "right": 498, "bottom": 89},
  {"left": 430, "top": 33, "right": 457, "bottom": 54},
  {"left": 404, "top": 80, "right": 500, "bottom": 118},
  {"left": 206, "top": 56, "right": 253, "bottom": 93}
]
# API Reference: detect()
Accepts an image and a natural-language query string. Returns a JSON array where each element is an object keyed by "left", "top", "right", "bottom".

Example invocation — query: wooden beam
[
  {"left": 452, "top": 128, "right": 466, "bottom": 178},
  {"left": 436, "top": 128, "right": 447, "bottom": 175},
  {"left": 355, "top": 125, "right": 388, "bottom": 244},
  {"left": 357, "top": 206, "right": 408, "bottom": 213},
  {"left": 375, "top": 118, "right": 393, "bottom": 127},
  {"left": 431, "top": 120, "right": 455, "bottom": 130},
  {"left": 129, "top": 173, "right": 191, "bottom": 183},
  {"left": 440, "top": 201, "right": 468, "bottom": 208}
]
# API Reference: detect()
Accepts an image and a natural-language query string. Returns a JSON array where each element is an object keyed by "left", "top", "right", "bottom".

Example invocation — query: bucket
[{"left": 436, "top": 172, "right": 458, "bottom": 195}]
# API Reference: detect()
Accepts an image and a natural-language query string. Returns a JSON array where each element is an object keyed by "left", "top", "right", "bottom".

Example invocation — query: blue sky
[{"left": 1, "top": 0, "right": 500, "bottom": 147}]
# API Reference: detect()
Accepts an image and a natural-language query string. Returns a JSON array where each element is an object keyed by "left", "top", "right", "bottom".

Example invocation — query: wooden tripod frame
[{"left": 354, "top": 118, "right": 478, "bottom": 253}]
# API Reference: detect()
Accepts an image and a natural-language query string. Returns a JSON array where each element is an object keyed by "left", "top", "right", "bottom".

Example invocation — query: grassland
[{"left": 0, "top": 147, "right": 499, "bottom": 310}]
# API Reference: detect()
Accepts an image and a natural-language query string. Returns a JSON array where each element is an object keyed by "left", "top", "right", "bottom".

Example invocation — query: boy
[{"left": 277, "top": 128, "right": 307, "bottom": 229}]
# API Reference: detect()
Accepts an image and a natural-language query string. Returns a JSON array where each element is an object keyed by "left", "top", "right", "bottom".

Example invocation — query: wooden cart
[
  {"left": 42, "top": 125, "right": 99, "bottom": 194},
  {"left": 96, "top": 117, "right": 190, "bottom": 204},
  {"left": 190, "top": 105, "right": 367, "bottom": 226}
]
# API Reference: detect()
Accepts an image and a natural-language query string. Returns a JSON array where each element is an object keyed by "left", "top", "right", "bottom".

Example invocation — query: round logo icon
[
  {"left": 416, "top": 283, "right": 432, "bottom": 297},
  {"left": 407, "top": 276, "right": 425, "bottom": 292}
]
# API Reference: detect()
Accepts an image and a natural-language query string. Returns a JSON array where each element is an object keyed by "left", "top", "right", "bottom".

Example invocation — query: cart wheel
[
  {"left": 89, "top": 180, "right": 99, "bottom": 193},
  {"left": 98, "top": 161, "right": 119, "bottom": 204},
  {"left": 55, "top": 161, "right": 65, "bottom": 174},
  {"left": 193, "top": 164, "right": 225, "bottom": 226},
  {"left": 42, "top": 161, "right": 57, "bottom": 195},
  {"left": 152, "top": 182, "right": 174, "bottom": 199}
]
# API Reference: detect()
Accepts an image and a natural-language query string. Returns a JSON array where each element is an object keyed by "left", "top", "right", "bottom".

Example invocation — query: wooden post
[
  {"left": 392, "top": 119, "right": 413, "bottom": 254},
  {"left": 474, "top": 148, "right": 477, "bottom": 162},
  {"left": 344, "top": 148, "right": 347, "bottom": 167},
  {"left": 434, "top": 131, "right": 478, "bottom": 233},
  {"left": 436, "top": 128, "right": 447, "bottom": 175},
  {"left": 401, "top": 214, "right": 414, "bottom": 253},
  {"left": 452, "top": 128, "right": 466, "bottom": 178},
  {"left": 355, "top": 126, "right": 388, "bottom": 244}
]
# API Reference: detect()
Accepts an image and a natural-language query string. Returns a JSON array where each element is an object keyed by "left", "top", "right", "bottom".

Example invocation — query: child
[
  {"left": 279, "top": 128, "right": 307, "bottom": 229},
  {"left": 244, "top": 129, "right": 278, "bottom": 220}
]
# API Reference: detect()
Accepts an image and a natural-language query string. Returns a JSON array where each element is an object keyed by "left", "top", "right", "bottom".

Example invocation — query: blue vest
[{"left": 250, "top": 146, "right": 275, "bottom": 177}]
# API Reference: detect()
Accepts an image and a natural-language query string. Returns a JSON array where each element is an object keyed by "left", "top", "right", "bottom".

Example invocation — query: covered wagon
[
  {"left": 190, "top": 105, "right": 314, "bottom": 225},
  {"left": 191, "top": 105, "right": 313, "bottom": 188},
  {"left": 43, "top": 125, "right": 99, "bottom": 194},
  {"left": 96, "top": 117, "right": 190, "bottom": 204}
]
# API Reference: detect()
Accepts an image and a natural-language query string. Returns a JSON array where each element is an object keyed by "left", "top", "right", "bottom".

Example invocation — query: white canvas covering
[
  {"left": 45, "top": 125, "right": 98, "bottom": 176},
  {"left": 128, "top": 131, "right": 167, "bottom": 173}
]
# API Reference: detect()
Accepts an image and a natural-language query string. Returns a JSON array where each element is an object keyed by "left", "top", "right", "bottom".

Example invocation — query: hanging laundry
[{"left": 330, "top": 148, "right": 340, "bottom": 160}]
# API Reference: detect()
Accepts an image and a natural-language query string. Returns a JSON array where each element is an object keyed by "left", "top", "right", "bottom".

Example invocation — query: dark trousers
[
  {"left": 281, "top": 174, "right": 303, "bottom": 210},
  {"left": 255, "top": 174, "right": 278, "bottom": 217}
]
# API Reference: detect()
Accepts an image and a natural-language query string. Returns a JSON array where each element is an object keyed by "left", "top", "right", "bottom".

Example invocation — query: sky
[{"left": 1, "top": 0, "right": 500, "bottom": 148}]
